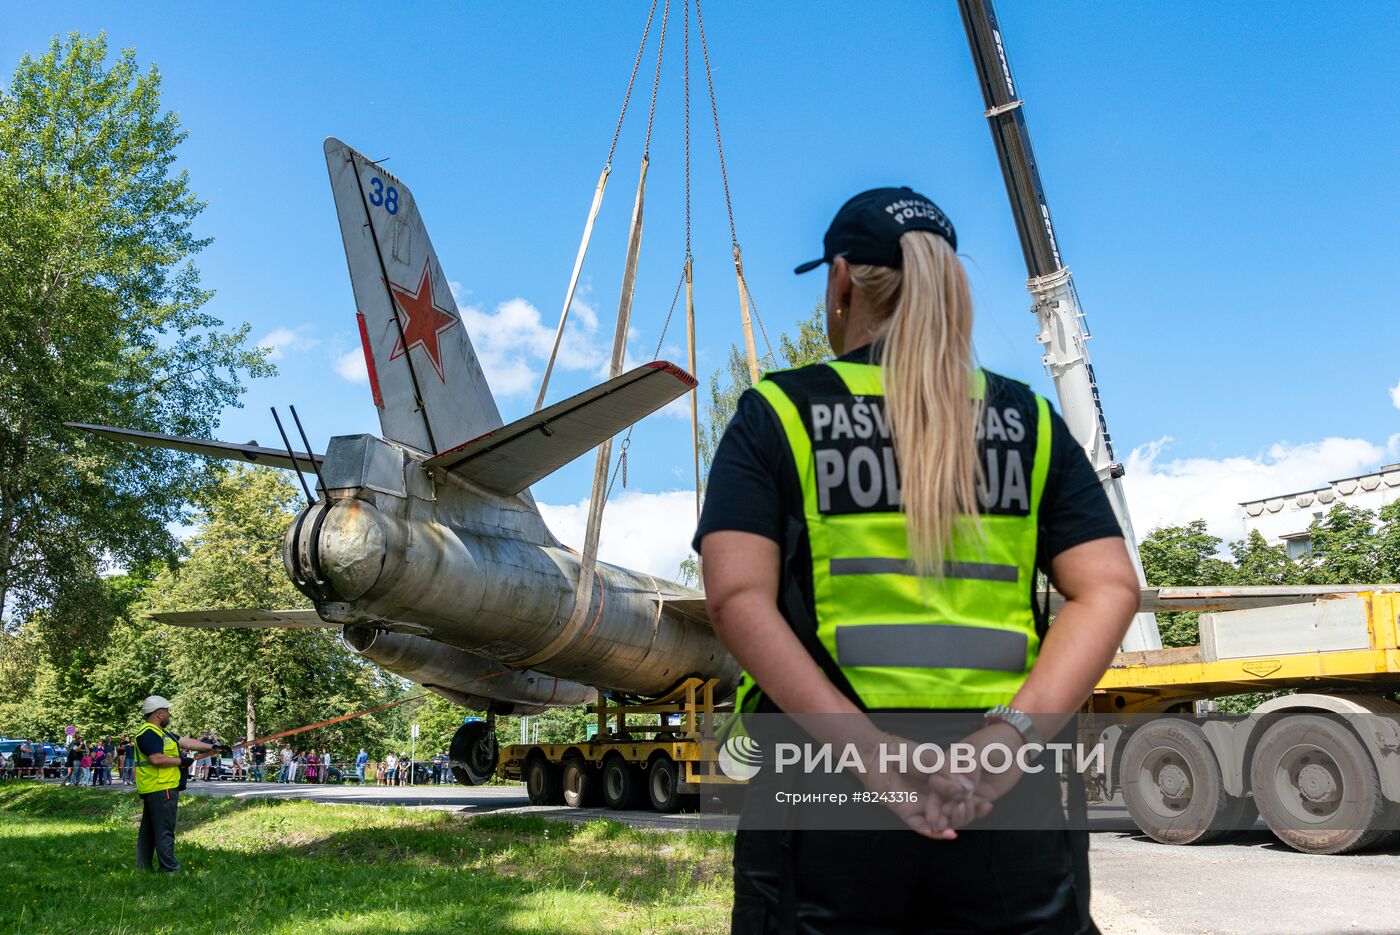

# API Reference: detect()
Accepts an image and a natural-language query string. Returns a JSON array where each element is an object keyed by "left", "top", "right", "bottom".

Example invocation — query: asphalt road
[{"left": 88, "top": 780, "right": 1400, "bottom": 933}]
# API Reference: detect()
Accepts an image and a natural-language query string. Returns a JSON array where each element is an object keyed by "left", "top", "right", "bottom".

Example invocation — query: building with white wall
[{"left": 1240, "top": 464, "right": 1400, "bottom": 558}]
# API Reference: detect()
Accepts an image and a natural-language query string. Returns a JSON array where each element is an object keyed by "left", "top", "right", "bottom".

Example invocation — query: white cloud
[
  {"left": 538, "top": 490, "right": 699, "bottom": 581},
  {"left": 1121, "top": 435, "right": 1395, "bottom": 542},
  {"left": 657, "top": 394, "right": 693, "bottom": 419},
  {"left": 257, "top": 325, "right": 317, "bottom": 361},
  {"left": 459, "top": 295, "right": 605, "bottom": 397},
  {"left": 335, "top": 348, "right": 368, "bottom": 384},
  {"left": 1389, "top": 378, "right": 1400, "bottom": 410}
]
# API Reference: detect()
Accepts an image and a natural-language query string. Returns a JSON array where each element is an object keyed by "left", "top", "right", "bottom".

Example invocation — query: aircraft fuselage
[{"left": 284, "top": 434, "right": 740, "bottom": 705}]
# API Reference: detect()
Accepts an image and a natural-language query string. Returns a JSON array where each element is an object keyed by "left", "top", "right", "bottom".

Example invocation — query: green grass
[{"left": 0, "top": 783, "right": 735, "bottom": 934}]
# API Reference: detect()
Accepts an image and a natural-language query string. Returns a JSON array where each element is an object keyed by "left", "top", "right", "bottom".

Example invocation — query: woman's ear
[{"left": 830, "top": 256, "right": 853, "bottom": 308}]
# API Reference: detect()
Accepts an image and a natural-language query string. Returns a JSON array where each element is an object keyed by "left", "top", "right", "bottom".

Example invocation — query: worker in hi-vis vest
[
  {"left": 696, "top": 188, "right": 1140, "bottom": 934},
  {"left": 133, "top": 695, "right": 225, "bottom": 872}
]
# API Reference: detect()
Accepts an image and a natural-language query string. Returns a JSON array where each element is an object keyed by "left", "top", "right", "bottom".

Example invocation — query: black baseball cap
[{"left": 794, "top": 187, "right": 956, "bottom": 275}]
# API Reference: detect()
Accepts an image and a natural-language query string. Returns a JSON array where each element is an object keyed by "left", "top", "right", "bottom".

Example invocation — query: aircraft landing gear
[{"left": 449, "top": 715, "right": 499, "bottom": 785}]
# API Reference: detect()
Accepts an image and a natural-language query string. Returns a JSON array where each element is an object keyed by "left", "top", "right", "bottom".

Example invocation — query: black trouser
[
  {"left": 137, "top": 789, "right": 181, "bottom": 872},
  {"left": 730, "top": 757, "right": 1096, "bottom": 935},
  {"left": 732, "top": 826, "right": 1088, "bottom": 935}
]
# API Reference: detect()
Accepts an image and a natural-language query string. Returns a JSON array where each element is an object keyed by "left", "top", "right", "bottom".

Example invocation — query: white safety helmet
[{"left": 141, "top": 695, "right": 173, "bottom": 715}]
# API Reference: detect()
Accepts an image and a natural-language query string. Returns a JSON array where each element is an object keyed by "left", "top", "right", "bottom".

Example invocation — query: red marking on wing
[
  {"left": 356, "top": 312, "right": 384, "bottom": 409},
  {"left": 644, "top": 360, "right": 699, "bottom": 387}
]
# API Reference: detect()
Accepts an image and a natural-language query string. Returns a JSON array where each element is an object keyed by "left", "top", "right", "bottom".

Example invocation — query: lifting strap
[
  {"left": 515, "top": 1, "right": 672, "bottom": 671},
  {"left": 535, "top": 166, "right": 608, "bottom": 412},
  {"left": 685, "top": 257, "right": 700, "bottom": 523},
  {"left": 188, "top": 693, "right": 427, "bottom": 762},
  {"left": 534, "top": 0, "right": 661, "bottom": 412},
  {"left": 694, "top": 0, "right": 773, "bottom": 383}
]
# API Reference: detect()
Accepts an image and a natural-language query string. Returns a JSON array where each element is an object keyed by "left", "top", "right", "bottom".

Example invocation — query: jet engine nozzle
[{"left": 283, "top": 498, "right": 388, "bottom": 603}]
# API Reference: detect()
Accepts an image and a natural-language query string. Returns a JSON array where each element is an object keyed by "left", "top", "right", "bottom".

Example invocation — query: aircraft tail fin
[{"left": 324, "top": 137, "right": 503, "bottom": 455}]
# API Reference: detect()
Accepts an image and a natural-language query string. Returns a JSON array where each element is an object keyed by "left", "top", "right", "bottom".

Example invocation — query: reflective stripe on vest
[
  {"left": 746, "top": 361, "right": 1050, "bottom": 710},
  {"left": 134, "top": 721, "right": 180, "bottom": 794}
]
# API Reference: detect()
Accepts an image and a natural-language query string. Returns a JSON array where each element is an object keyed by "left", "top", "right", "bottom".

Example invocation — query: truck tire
[
  {"left": 1249, "top": 714, "right": 1394, "bottom": 854},
  {"left": 1120, "top": 719, "right": 1247, "bottom": 845},
  {"left": 449, "top": 721, "right": 498, "bottom": 786},
  {"left": 561, "top": 756, "right": 599, "bottom": 808},
  {"left": 647, "top": 754, "right": 683, "bottom": 813},
  {"left": 601, "top": 755, "right": 643, "bottom": 810},
  {"left": 525, "top": 753, "right": 562, "bottom": 806}
]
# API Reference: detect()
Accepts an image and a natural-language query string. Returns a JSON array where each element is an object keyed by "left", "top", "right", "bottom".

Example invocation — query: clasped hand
[{"left": 861, "top": 723, "right": 1028, "bottom": 840}]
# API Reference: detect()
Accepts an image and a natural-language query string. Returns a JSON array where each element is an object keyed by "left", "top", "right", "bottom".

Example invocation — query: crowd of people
[
  {"left": 1, "top": 734, "right": 455, "bottom": 787},
  {"left": 0, "top": 737, "right": 136, "bottom": 784}
]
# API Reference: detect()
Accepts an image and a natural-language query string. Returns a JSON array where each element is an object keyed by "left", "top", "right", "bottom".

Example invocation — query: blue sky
[{"left": 7, "top": 2, "right": 1398, "bottom": 574}]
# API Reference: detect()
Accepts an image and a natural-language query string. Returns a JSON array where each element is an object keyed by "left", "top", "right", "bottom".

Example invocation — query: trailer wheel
[
  {"left": 524, "top": 753, "right": 562, "bottom": 806},
  {"left": 1249, "top": 714, "right": 1393, "bottom": 854},
  {"left": 1120, "top": 719, "right": 1246, "bottom": 845},
  {"left": 647, "top": 755, "right": 684, "bottom": 813},
  {"left": 449, "top": 721, "right": 498, "bottom": 786},
  {"left": 643, "top": 754, "right": 700, "bottom": 813},
  {"left": 561, "top": 756, "right": 599, "bottom": 808},
  {"left": 601, "top": 755, "right": 643, "bottom": 810}
]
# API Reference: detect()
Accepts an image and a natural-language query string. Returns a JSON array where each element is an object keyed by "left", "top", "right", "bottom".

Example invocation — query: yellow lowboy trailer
[
  {"left": 499, "top": 677, "right": 736, "bottom": 814},
  {"left": 1088, "top": 587, "right": 1400, "bottom": 854}
]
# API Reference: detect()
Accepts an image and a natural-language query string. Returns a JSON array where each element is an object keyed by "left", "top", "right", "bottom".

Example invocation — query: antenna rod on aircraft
[
  {"left": 270, "top": 407, "right": 315, "bottom": 505},
  {"left": 289, "top": 405, "right": 329, "bottom": 499},
  {"left": 958, "top": 0, "right": 1161, "bottom": 651}
]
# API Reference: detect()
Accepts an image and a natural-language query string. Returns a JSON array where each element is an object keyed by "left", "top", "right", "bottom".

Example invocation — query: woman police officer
[{"left": 696, "top": 187, "right": 1140, "bottom": 934}]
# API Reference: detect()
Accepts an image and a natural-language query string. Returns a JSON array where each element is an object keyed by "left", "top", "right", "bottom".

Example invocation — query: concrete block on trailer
[{"left": 1200, "top": 598, "right": 1371, "bottom": 662}]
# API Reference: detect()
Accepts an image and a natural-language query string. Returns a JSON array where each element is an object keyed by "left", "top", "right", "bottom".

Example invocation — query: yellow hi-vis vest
[
  {"left": 134, "top": 721, "right": 181, "bottom": 794},
  {"left": 733, "top": 360, "right": 1051, "bottom": 712}
]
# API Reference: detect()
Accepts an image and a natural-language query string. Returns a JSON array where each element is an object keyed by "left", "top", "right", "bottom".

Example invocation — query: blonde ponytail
[{"left": 847, "top": 232, "right": 981, "bottom": 577}]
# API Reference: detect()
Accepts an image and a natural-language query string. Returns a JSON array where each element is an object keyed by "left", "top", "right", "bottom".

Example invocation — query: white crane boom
[{"left": 958, "top": 0, "right": 1162, "bottom": 651}]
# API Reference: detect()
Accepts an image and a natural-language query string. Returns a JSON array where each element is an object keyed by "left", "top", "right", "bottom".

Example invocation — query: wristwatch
[{"left": 984, "top": 704, "right": 1042, "bottom": 746}]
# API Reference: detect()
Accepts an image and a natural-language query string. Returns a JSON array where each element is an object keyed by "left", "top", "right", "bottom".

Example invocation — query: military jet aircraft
[{"left": 70, "top": 138, "right": 741, "bottom": 783}]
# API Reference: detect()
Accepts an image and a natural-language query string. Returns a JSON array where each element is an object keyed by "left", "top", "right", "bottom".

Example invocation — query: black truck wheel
[
  {"left": 561, "top": 756, "right": 600, "bottom": 808},
  {"left": 601, "top": 755, "right": 643, "bottom": 810},
  {"left": 449, "top": 721, "right": 498, "bottom": 786},
  {"left": 525, "top": 753, "right": 563, "bottom": 806}
]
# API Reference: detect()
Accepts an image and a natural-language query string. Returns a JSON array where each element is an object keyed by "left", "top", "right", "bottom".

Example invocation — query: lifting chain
[
  {"left": 607, "top": 0, "right": 661, "bottom": 169},
  {"left": 605, "top": 265, "right": 687, "bottom": 502}
]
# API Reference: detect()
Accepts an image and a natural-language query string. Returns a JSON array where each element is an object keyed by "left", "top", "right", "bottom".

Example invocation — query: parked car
[
  {"left": 0, "top": 739, "right": 32, "bottom": 777},
  {"left": 40, "top": 743, "right": 67, "bottom": 777}
]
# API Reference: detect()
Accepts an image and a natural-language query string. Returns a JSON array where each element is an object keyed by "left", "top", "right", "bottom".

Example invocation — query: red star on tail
[{"left": 388, "top": 261, "right": 459, "bottom": 382}]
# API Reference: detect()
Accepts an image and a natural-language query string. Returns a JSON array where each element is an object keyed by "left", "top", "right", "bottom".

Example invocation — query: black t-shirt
[{"left": 693, "top": 344, "right": 1123, "bottom": 642}]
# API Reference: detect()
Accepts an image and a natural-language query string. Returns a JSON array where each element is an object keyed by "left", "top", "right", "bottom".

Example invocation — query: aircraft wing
[
  {"left": 66, "top": 423, "right": 322, "bottom": 472},
  {"left": 656, "top": 597, "right": 710, "bottom": 626},
  {"left": 147, "top": 609, "right": 330, "bottom": 629},
  {"left": 1131, "top": 584, "right": 1398, "bottom": 613},
  {"left": 658, "top": 586, "right": 1396, "bottom": 624},
  {"left": 426, "top": 361, "right": 697, "bottom": 496}
]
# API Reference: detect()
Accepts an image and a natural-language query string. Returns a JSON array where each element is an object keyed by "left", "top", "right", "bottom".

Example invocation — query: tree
[
  {"left": 1138, "top": 521, "right": 1234, "bottom": 647},
  {"left": 697, "top": 303, "right": 831, "bottom": 490},
  {"left": 777, "top": 303, "right": 831, "bottom": 372},
  {"left": 136, "top": 466, "right": 398, "bottom": 749},
  {"left": 680, "top": 305, "right": 830, "bottom": 584},
  {"left": 0, "top": 34, "right": 270, "bottom": 623},
  {"left": 1300, "top": 503, "right": 1386, "bottom": 585},
  {"left": 1377, "top": 501, "right": 1400, "bottom": 583},
  {"left": 1226, "top": 530, "right": 1299, "bottom": 586}
]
